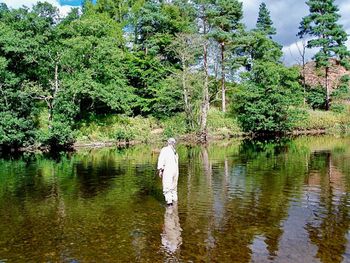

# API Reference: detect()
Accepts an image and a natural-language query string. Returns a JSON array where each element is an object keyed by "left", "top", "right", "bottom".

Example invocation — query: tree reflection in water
[{"left": 306, "top": 151, "right": 350, "bottom": 263}]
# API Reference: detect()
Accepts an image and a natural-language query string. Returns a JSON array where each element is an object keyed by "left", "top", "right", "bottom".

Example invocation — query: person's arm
[{"left": 157, "top": 148, "right": 166, "bottom": 177}]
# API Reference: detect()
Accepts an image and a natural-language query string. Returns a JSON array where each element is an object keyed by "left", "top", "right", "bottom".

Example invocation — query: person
[{"left": 157, "top": 138, "right": 179, "bottom": 205}]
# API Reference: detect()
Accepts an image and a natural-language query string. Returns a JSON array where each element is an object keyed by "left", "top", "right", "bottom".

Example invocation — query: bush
[
  {"left": 161, "top": 114, "right": 187, "bottom": 138},
  {"left": 306, "top": 85, "right": 326, "bottom": 110},
  {"left": 37, "top": 121, "right": 76, "bottom": 149},
  {"left": 207, "top": 108, "right": 242, "bottom": 137},
  {"left": 233, "top": 62, "right": 303, "bottom": 134},
  {"left": 294, "top": 109, "right": 350, "bottom": 130},
  {"left": 330, "top": 103, "right": 346, "bottom": 113},
  {"left": 115, "top": 128, "right": 135, "bottom": 142},
  {"left": 0, "top": 111, "right": 34, "bottom": 147}
]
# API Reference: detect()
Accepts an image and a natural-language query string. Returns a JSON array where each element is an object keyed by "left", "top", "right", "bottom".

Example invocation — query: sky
[
  {"left": 242, "top": 0, "right": 350, "bottom": 65},
  {"left": 0, "top": 0, "right": 350, "bottom": 65}
]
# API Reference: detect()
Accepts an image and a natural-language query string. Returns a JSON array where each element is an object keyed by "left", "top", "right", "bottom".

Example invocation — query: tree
[
  {"left": 256, "top": 2, "right": 276, "bottom": 38},
  {"left": 233, "top": 62, "right": 303, "bottom": 134},
  {"left": 298, "top": 0, "right": 350, "bottom": 110},
  {"left": 208, "top": 0, "right": 243, "bottom": 112},
  {"left": 127, "top": 0, "right": 196, "bottom": 117},
  {"left": 195, "top": 0, "right": 210, "bottom": 141},
  {"left": 240, "top": 30, "right": 282, "bottom": 70},
  {"left": 168, "top": 33, "right": 203, "bottom": 130},
  {"left": 0, "top": 3, "right": 55, "bottom": 147}
]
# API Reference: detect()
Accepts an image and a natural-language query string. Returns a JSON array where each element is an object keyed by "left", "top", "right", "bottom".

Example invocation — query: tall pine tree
[
  {"left": 208, "top": 0, "right": 243, "bottom": 112},
  {"left": 298, "top": 0, "right": 350, "bottom": 110},
  {"left": 256, "top": 2, "right": 276, "bottom": 38}
]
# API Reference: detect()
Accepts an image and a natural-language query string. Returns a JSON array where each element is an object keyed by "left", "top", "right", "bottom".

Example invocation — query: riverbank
[
  {"left": 73, "top": 108, "right": 350, "bottom": 148},
  {"left": 6, "top": 107, "right": 350, "bottom": 153}
]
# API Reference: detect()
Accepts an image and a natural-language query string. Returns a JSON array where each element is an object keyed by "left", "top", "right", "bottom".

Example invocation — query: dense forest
[{"left": 0, "top": 0, "right": 349, "bottom": 149}]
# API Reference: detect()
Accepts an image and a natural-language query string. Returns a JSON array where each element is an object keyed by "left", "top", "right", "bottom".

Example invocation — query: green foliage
[
  {"left": 330, "top": 75, "right": 350, "bottom": 113},
  {"left": 244, "top": 31, "right": 282, "bottom": 63},
  {"left": 115, "top": 128, "right": 135, "bottom": 142},
  {"left": 298, "top": 0, "right": 350, "bottom": 68},
  {"left": 294, "top": 109, "right": 350, "bottom": 131},
  {"left": 151, "top": 75, "right": 184, "bottom": 118},
  {"left": 76, "top": 114, "right": 158, "bottom": 143},
  {"left": 207, "top": 0, "right": 243, "bottom": 44},
  {"left": 1, "top": 0, "right": 350, "bottom": 149},
  {"left": 162, "top": 114, "right": 188, "bottom": 138},
  {"left": 306, "top": 85, "right": 326, "bottom": 110},
  {"left": 207, "top": 108, "right": 241, "bottom": 137},
  {"left": 256, "top": 2, "right": 276, "bottom": 37},
  {"left": 233, "top": 62, "right": 303, "bottom": 133},
  {"left": 0, "top": 111, "right": 34, "bottom": 147},
  {"left": 332, "top": 75, "right": 350, "bottom": 101},
  {"left": 37, "top": 121, "right": 76, "bottom": 149}
]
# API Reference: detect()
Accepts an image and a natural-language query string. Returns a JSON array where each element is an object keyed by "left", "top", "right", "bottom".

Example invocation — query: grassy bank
[
  {"left": 294, "top": 108, "right": 350, "bottom": 135},
  {"left": 75, "top": 108, "right": 241, "bottom": 145},
  {"left": 74, "top": 107, "right": 350, "bottom": 147}
]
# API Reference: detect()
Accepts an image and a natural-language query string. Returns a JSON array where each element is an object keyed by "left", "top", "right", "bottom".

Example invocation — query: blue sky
[
  {"left": 59, "top": 0, "right": 81, "bottom": 6},
  {"left": 58, "top": 0, "right": 96, "bottom": 6}
]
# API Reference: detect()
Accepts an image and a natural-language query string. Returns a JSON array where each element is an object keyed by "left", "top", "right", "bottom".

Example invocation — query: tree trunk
[
  {"left": 54, "top": 62, "right": 59, "bottom": 98},
  {"left": 200, "top": 40, "right": 209, "bottom": 142},
  {"left": 182, "top": 62, "right": 194, "bottom": 130},
  {"left": 199, "top": 6, "right": 209, "bottom": 143},
  {"left": 325, "top": 66, "right": 330, "bottom": 111},
  {"left": 221, "top": 42, "right": 226, "bottom": 112},
  {"left": 47, "top": 100, "right": 53, "bottom": 128},
  {"left": 48, "top": 61, "right": 59, "bottom": 127}
]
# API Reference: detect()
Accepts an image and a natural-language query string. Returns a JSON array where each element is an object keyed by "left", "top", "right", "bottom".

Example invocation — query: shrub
[
  {"left": 0, "top": 111, "right": 34, "bottom": 147},
  {"left": 115, "top": 128, "right": 135, "bottom": 142},
  {"left": 233, "top": 62, "right": 303, "bottom": 134},
  {"left": 306, "top": 85, "right": 326, "bottom": 110},
  {"left": 37, "top": 121, "right": 76, "bottom": 149}
]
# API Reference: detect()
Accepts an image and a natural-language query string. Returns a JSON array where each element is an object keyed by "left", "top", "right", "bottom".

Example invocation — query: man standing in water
[{"left": 157, "top": 138, "right": 179, "bottom": 206}]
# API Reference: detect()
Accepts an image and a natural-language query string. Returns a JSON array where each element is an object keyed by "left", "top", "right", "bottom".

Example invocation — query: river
[{"left": 1, "top": 136, "right": 350, "bottom": 262}]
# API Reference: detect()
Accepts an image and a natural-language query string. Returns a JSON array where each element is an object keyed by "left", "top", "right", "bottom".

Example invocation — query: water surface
[{"left": 1, "top": 136, "right": 350, "bottom": 262}]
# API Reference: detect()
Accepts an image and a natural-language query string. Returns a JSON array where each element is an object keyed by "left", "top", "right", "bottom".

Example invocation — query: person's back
[{"left": 157, "top": 138, "right": 179, "bottom": 205}]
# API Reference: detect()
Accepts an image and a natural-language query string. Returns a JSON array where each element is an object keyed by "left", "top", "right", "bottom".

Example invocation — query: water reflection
[
  {"left": 305, "top": 151, "right": 350, "bottom": 263},
  {"left": 1, "top": 137, "right": 350, "bottom": 262},
  {"left": 161, "top": 203, "right": 182, "bottom": 254}
]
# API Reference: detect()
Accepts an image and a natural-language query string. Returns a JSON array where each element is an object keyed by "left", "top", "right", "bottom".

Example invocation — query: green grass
[
  {"left": 294, "top": 108, "right": 350, "bottom": 132},
  {"left": 65, "top": 106, "right": 350, "bottom": 145},
  {"left": 74, "top": 108, "right": 242, "bottom": 144},
  {"left": 207, "top": 108, "right": 242, "bottom": 137},
  {"left": 76, "top": 114, "right": 160, "bottom": 143}
]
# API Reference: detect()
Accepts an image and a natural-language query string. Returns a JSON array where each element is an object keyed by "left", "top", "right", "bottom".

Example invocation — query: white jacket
[{"left": 157, "top": 145, "right": 179, "bottom": 176}]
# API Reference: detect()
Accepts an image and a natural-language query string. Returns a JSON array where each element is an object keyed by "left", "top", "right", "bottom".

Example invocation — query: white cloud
[
  {"left": 282, "top": 39, "right": 319, "bottom": 66},
  {"left": 282, "top": 36, "right": 350, "bottom": 66},
  {"left": 0, "top": 0, "right": 74, "bottom": 16},
  {"left": 241, "top": 0, "right": 350, "bottom": 65}
]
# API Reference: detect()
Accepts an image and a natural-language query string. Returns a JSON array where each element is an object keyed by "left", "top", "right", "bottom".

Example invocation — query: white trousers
[{"left": 162, "top": 171, "right": 178, "bottom": 204}]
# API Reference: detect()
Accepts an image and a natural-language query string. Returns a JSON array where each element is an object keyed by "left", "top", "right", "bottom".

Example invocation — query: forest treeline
[{"left": 0, "top": 0, "right": 349, "bottom": 149}]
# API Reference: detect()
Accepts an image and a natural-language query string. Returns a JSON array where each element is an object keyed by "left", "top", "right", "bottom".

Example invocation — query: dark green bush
[
  {"left": 0, "top": 111, "right": 35, "bottom": 147},
  {"left": 306, "top": 85, "right": 326, "bottom": 110},
  {"left": 233, "top": 62, "right": 303, "bottom": 134},
  {"left": 37, "top": 121, "right": 76, "bottom": 149}
]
